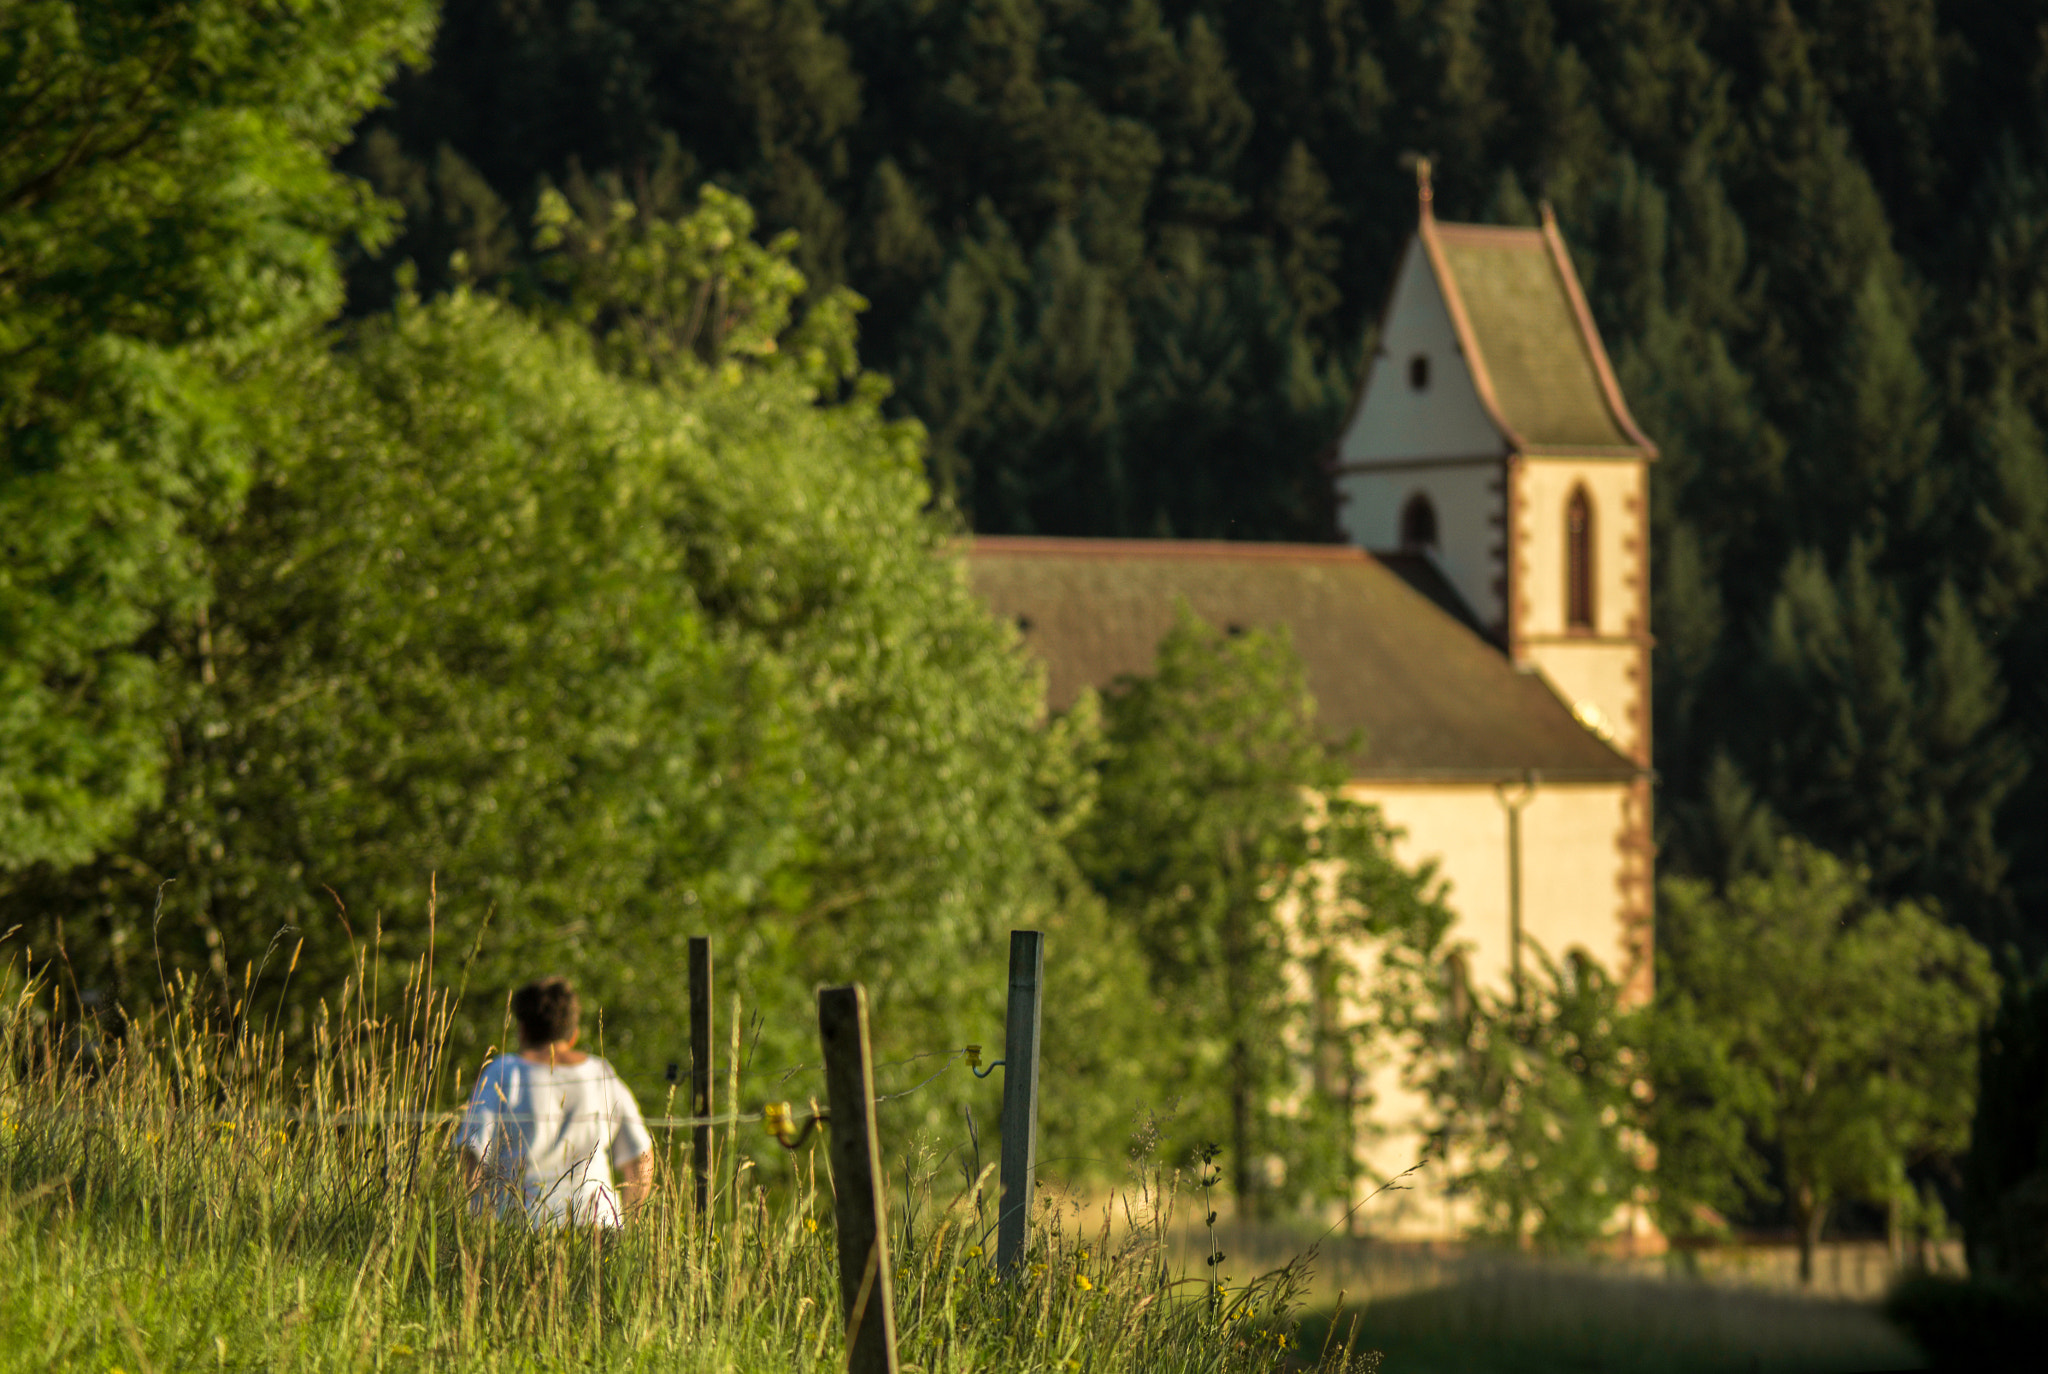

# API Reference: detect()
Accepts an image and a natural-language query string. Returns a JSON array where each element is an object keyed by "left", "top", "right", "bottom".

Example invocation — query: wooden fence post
[
  {"left": 818, "top": 984, "right": 899, "bottom": 1374},
  {"left": 996, "top": 929, "right": 1044, "bottom": 1274},
  {"left": 689, "top": 935, "right": 714, "bottom": 1218}
]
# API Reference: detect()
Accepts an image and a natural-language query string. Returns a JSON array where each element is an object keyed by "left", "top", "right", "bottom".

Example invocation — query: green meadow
[
  {"left": 1, "top": 961, "right": 1927, "bottom": 1374},
  {"left": 0, "top": 963, "right": 1326, "bottom": 1374}
]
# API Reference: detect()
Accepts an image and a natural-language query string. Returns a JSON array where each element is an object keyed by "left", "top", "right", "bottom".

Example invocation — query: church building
[{"left": 967, "top": 179, "right": 1655, "bottom": 1236}]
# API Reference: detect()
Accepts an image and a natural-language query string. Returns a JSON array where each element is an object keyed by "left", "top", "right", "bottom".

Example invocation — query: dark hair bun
[{"left": 511, "top": 976, "right": 579, "bottom": 1046}]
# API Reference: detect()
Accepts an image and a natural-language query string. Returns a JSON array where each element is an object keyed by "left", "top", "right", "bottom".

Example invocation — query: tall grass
[{"left": 0, "top": 953, "right": 1332, "bottom": 1373}]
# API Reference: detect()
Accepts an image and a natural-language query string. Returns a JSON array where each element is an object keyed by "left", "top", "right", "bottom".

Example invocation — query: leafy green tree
[
  {"left": 0, "top": 0, "right": 434, "bottom": 869},
  {"left": 1073, "top": 607, "right": 1450, "bottom": 1217},
  {"left": 1658, "top": 839, "right": 1999, "bottom": 1283},
  {"left": 8, "top": 184, "right": 1160, "bottom": 1173},
  {"left": 1417, "top": 944, "right": 1649, "bottom": 1250},
  {"left": 525, "top": 177, "right": 867, "bottom": 395}
]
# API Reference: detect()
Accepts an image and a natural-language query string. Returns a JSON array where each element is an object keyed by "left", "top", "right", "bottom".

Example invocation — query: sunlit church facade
[{"left": 968, "top": 180, "right": 1657, "bottom": 1240}]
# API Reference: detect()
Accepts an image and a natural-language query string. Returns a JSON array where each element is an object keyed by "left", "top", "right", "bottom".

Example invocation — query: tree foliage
[
  {"left": 0, "top": 0, "right": 435, "bottom": 868},
  {"left": 1657, "top": 840, "right": 1998, "bottom": 1282},
  {"left": 1073, "top": 608, "right": 1450, "bottom": 1214},
  {"left": 1417, "top": 945, "right": 1649, "bottom": 1250},
  {"left": 6, "top": 183, "right": 1156, "bottom": 1169},
  {"left": 335, "top": 0, "right": 2048, "bottom": 955},
  {"left": 14, "top": 0, "right": 2048, "bottom": 1232}
]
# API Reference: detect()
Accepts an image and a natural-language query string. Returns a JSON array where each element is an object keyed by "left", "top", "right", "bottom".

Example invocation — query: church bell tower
[{"left": 1330, "top": 168, "right": 1654, "bottom": 771}]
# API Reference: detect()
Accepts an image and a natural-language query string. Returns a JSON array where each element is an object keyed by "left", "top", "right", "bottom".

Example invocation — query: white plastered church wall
[
  {"left": 1340, "top": 782, "right": 1633, "bottom": 1018},
  {"left": 1336, "top": 778, "right": 1636, "bottom": 1239},
  {"left": 1336, "top": 239, "right": 1506, "bottom": 465}
]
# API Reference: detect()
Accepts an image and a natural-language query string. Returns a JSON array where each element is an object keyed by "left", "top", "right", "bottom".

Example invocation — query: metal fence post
[{"left": 996, "top": 929, "right": 1043, "bottom": 1274}]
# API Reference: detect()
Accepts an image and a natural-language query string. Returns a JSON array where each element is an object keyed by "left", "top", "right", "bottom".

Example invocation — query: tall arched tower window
[
  {"left": 1566, "top": 485, "right": 1595, "bottom": 630},
  {"left": 1400, "top": 492, "right": 1438, "bottom": 552}
]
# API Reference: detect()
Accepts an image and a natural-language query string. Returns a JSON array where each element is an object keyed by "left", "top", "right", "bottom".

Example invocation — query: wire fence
[
  {"left": 9, "top": 930, "right": 1051, "bottom": 1374},
  {"left": 19, "top": 1043, "right": 986, "bottom": 1150}
]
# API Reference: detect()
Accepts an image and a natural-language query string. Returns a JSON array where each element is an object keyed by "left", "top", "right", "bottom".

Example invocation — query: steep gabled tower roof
[{"left": 1415, "top": 197, "right": 1657, "bottom": 458}]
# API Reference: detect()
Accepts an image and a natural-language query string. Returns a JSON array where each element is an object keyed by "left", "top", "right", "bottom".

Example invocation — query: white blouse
[{"left": 455, "top": 1055, "right": 653, "bottom": 1227}]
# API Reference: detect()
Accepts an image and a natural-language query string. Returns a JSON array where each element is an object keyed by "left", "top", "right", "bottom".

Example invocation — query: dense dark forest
[{"left": 343, "top": 0, "right": 2048, "bottom": 956}]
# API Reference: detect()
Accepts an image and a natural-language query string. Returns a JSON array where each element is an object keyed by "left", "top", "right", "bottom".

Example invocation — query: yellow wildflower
[
  {"left": 1073, "top": 1274, "right": 1093, "bottom": 1291},
  {"left": 965, "top": 1245, "right": 983, "bottom": 1259},
  {"left": 804, "top": 1217, "right": 819, "bottom": 1233}
]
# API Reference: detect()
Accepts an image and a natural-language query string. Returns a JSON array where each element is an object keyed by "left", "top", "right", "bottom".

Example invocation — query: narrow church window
[
  {"left": 1400, "top": 492, "right": 1438, "bottom": 552},
  {"left": 1566, "top": 485, "right": 1595, "bottom": 630},
  {"left": 1408, "top": 354, "right": 1430, "bottom": 391}
]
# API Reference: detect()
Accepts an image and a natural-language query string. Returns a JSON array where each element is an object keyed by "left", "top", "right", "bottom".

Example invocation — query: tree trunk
[
  {"left": 1223, "top": 891, "right": 1257, "bottom": 1223},
  {"left": 1795, "top": 1184, "right": 1826, "bottom": 1285},
  {"left": 1339, "top": 1043, "right": 1360, "bottom": 1238},
  {"left": 1230, "top": 1031, "right": 1256, "bottom": 1222}
]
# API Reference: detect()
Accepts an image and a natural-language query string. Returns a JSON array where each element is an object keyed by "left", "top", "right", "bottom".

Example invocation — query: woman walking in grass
[{"left": 456, "top": 976, "right": 654, "bottom": 1228}]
